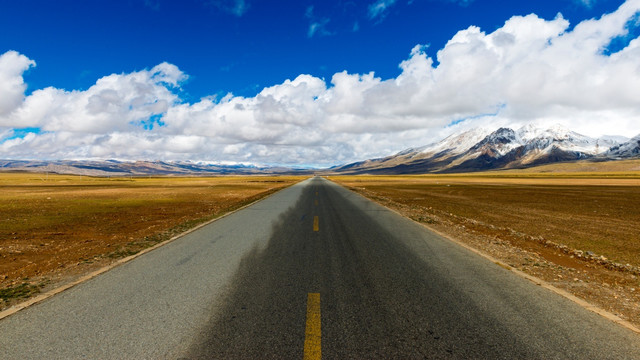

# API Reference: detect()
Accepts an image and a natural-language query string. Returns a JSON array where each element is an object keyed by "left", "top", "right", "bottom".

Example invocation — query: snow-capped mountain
[
  {"left": 607, "top": 135, "right": 640, "bottom": 158},
  {"left": 332, "top": 124, "right": 638, "bottom": 174},
  {"left": 413, "top": 127, "right": 491, "bottom": 157},
  {"left": 516, "top": 124, "right": 619, "bottom": 155}
]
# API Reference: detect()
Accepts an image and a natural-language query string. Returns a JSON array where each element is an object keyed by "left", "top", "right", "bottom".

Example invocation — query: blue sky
[
  {"left": 1, "top": 0, "right": 624, "bottom": 99},
  {"left": 1, "top": 0, "right": 639, "bottom": 165}
]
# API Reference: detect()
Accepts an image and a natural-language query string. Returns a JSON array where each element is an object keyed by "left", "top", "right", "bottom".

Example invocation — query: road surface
[{"left": 1, "top": 177, "right": 639, "bottom": 359}]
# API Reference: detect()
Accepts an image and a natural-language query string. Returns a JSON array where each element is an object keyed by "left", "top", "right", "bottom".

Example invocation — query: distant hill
[
  {"left": 0, "top": 160, "right": 309, "bottom": 176},
  {"left": 330, "top": 124, "right": 640, "bottom": 174}
]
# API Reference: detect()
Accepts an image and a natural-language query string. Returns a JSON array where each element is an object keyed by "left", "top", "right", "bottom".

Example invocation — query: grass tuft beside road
[{"left": 0, "top": 281, "right": 48, "bottom": 304}]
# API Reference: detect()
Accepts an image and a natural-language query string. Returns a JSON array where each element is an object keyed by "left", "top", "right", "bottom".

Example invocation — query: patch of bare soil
[{"left": 333, "top": 177, "right": 640, "bottom": 330}]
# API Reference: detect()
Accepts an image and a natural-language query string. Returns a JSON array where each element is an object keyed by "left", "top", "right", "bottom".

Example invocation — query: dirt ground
[
  {"left": 331, "top": 175, "right": 640, "bottom": 329},
  {"left": 0, "top": 173, "right": 305, "bottom": 309}
]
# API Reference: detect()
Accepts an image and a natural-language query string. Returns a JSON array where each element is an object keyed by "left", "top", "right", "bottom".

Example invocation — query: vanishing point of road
[{"left": 1, "top": 177, "right": 639, "bottom": 359}]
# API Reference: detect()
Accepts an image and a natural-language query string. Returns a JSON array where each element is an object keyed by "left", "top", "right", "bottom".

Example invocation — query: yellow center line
[
  {"left": 314, "top": 199, "right": 318, "bottom": 206},
  {"left": 304, "top": 293, "right": 321, "bottom": 360},
  {"left": 313, "top": 216, "right": 319, "bottom": 232},
  {"left": 315, "top": 191, "right": 318, "bottom": 196}
]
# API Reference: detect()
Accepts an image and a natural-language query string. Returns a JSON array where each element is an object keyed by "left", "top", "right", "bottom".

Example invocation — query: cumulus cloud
[
  {"left": 0, "top": 51, "right": 35, "bottom": 116},
  {"left": 2, "top": 0, "right": 640, "bottom": 165},
  {"left": 0, "top": 62, "right": 185, "bottom": 133}
]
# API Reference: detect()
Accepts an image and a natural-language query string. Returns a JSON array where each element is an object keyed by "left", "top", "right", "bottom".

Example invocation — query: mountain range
[
  {"left": 2, "top": 125, "right": 639, "bottom": 176},
  {"left": 0, "top": 159, "right": 306, "bottom": 176},
  {"left": 330, "top": 124, "right": 640, "bottom": 174}
]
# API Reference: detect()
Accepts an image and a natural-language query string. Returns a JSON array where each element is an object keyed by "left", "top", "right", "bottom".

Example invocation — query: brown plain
[
  {"left": 0, "top": 173, "right": 305, "bottom": 308},
  {"left": 333, "top": 174, "right": 640, "bottom": 266}
]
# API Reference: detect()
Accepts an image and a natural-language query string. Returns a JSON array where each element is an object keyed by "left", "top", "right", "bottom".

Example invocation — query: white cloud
[
  {"left": 0, "top": 62, "right": 185, "bottom": 133},
  {"left": 208, "top": 0, "right": 249, "bottom": 17},
  {"left": 305, "top": 6, "right": 332, "bottom": 38},
  {"left": 576, "top": 0, "right": 596, "bottom": 8},
  {"left": 305, "top": 5, "right": 314, "bottom": 18},
  {"left": 446, "top": 0, "right": 475, "bottom": 6},
  {"left": 2, "top": 0, "right": 640, "bottom": 165},
  {"left": 368, "top": 0, "right": 397, "bottom": 21},
  {"left": 0, "top": 51, "right": 35, "bottom": 116},
  {"left": 308, "top": 19, "right": 332, "bottom": 38}
]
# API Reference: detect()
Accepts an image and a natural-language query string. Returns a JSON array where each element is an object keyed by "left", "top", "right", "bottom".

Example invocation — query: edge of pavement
[
  {"left": 330, "top": 178, "right": 640, "bottom": 336},
  {"left": 0, "top": 179, "right": 308, "bottom": 321}
]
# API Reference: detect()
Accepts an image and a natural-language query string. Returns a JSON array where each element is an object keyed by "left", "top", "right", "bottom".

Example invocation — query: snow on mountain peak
[
  {"left": 471, "top": 127, "right": 520, "bottom": 156},
  {"left": 417, "top": 127, "right": 491, "bottom": 155},
  {"left": 512, "top": 124, "right": 621, "bottom": 155},
  {"left": 404, "top": 123, "right": 627, "bottom": 161},
  {"left": 516, "top": 123, "right": 573, "bottom": 142},
  {"left": 516, "top": 124, "right": 542, "bottom": 141},
  {"left": 339, "top": 124, "right": 635, "bottom": 174},
  {"left": 607, "top": 134, "right": 640, "bottom": 158}
]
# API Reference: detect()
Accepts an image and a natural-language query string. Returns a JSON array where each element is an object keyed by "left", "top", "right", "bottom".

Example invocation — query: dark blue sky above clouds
[
  {"left": 1, "top": 0, "right": 638, "bottom": 165},
  {"left": 0, "top": 0, "right": 624, "bottom": 99}
]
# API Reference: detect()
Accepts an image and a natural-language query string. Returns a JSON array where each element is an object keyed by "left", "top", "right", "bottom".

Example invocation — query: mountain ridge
[
  {"left": 1, "top": 125, "right": 639, "bottom": 176},
  {"left": 330, "top": 125, "right": 640, "bottom": 174},
  {"left": 0, "top": 159, "right": 309, "bottom": 176}
]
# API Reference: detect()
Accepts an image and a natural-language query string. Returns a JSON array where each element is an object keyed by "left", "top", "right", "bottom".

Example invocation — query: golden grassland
[
  {"left": 336, "top": 159, "right": 640, "bottom": 182},
  {"left": 499, "top": 158, "right": 640, "bottom": 174},
  {"left": 0, "top": 173, "right": 306, "bottom": 306},
  {"left": 331, "top": 173, "right": 640, "bottom": 265}
]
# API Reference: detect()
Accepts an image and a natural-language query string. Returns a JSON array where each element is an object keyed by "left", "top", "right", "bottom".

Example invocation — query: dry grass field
[
  {"left": 498, "top": 158, "right": 640, "bottom": 174},
  {"left": 332, "top": 173, "right": 640, "bottom": 327},
  {"left": 332, "top": 174, "right": 640, "bottom": 265},
  {"left": 0, "top": 173, "right": 305, "bottom": 308}
]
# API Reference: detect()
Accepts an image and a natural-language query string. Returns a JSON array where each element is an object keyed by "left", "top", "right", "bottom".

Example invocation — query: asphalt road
[{"left": 1, "top": 176, "right": 639, "bottom": 359}]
